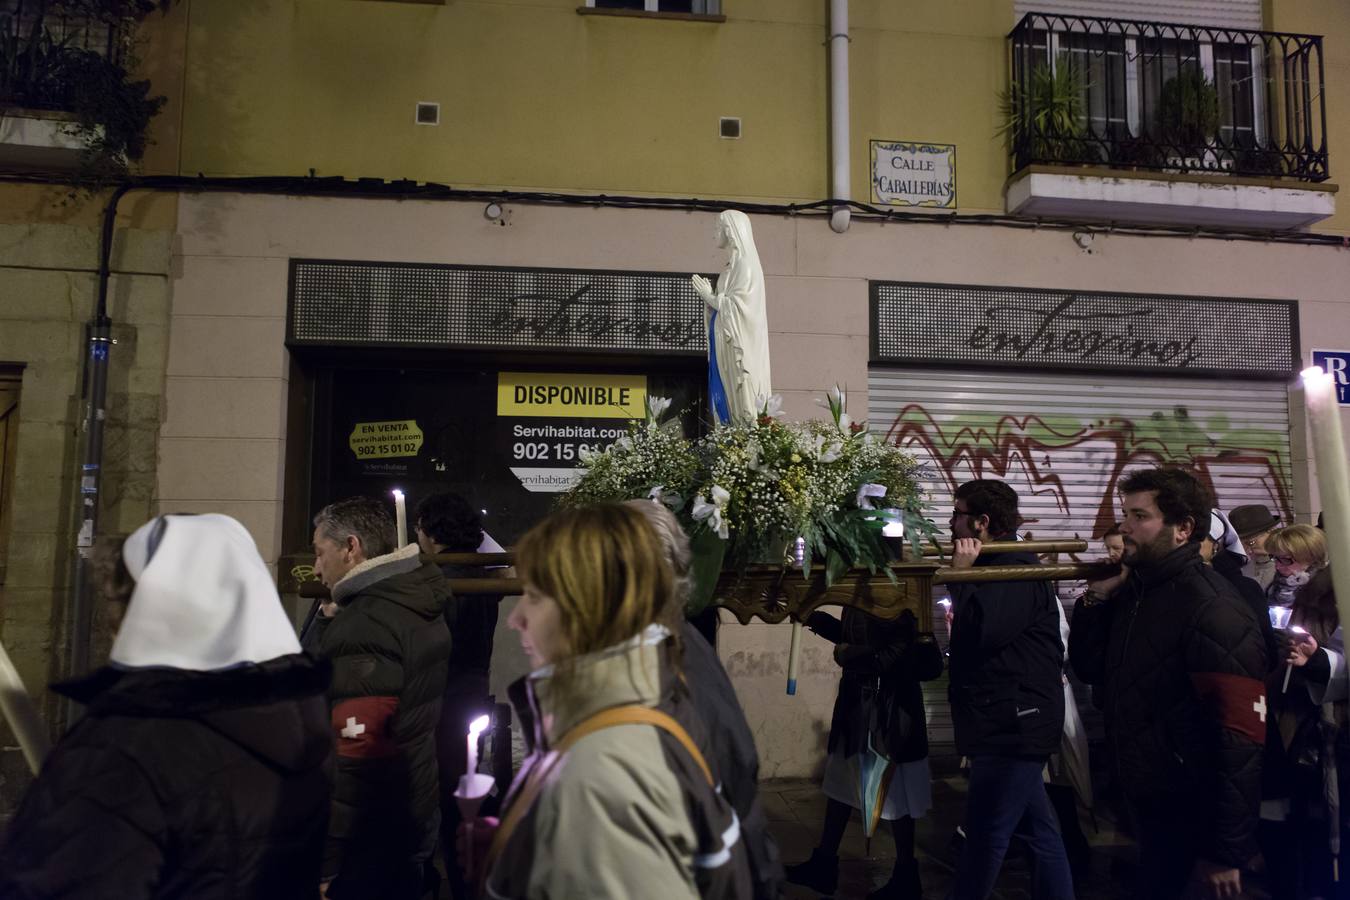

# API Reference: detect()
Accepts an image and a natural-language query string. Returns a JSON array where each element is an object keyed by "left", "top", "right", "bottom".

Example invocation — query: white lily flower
[
  {"left": 856, "top": 482, "right": 887, "bottom": 510},
  {"left": 829, "top": 385, "right": 847, "bottom": 411},
  {"left": 578, "top": 445, "right": 597, "bottom": 463},
  {"left": 755, "top": 394, "right": 783, "bottom": 419},
  {"left": 613, "top": 436, "right": 633, "bottom": 453},
  {"left": 811, "top": 433, "right": 842, "bottom": 463},
  {"left": 646, "top": 395, "right": 673, "bottom": 420},
  {"left": 746, "top": 439, "right": 766, "bottom": 472},
  {"left": 691, "top": 485, "right": 731, "bottom": 539}
]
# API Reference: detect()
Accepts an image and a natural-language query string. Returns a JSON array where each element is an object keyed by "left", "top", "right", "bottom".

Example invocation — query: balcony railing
[
  {"left": 0, "top": 0, "right": 128, "bottom": 112},
  {"left": 1007, "top": 13, "right": 1328, "bottom": 182}
]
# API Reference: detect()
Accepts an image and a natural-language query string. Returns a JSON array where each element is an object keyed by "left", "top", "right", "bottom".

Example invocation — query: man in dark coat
[
  {"left": 309, "top": 497, "right": 452, "bottom": 900},
  {"left": 946, "top": 479, "right": 1073, "bottom": 900},
  {"left": 415, "top": 491, "right": 499, "bottom": 900},
  {"left": 0, "top": 513, "right": 333, "bottom": 900},
  {"left": 1071, "top": 467, "right": 1268, "bottom": 900}
]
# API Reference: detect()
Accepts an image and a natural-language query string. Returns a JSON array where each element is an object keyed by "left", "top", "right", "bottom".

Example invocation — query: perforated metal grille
[
  {"left": 289, "top": 260, "right": 707, "bottom": 354},
  {"left": 872, "top": 282, "right": 1297, "bottom": 377}
]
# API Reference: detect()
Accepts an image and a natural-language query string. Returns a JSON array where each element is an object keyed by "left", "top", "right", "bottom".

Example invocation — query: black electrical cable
[{"left": 1, "top": 170, "right": 1347, "bottom": 248}]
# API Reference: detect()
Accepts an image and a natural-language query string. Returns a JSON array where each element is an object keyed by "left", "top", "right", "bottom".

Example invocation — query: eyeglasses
[
  {"left": 1272, "top": 555, "right": 1297, "bottom": 566},
  {"left": 949, "top": 510, "right": 974, "bottom": 521}
]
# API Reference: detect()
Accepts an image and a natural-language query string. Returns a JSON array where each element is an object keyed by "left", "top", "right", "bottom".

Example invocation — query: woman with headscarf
[
  {"left": 692, "top": 209, "right": 772, "bottom": 423},
  {"left": 1259, "top": 524, "right": 1343, "bottom": 900},
  {"left": 787, "top": 606, "right": 943, "bottom": 900},
  {"left": 1202, "top": 508, "right": 1278, "bottom": 671},
  {"left": 0, "top": 514, "right": 333, "bottom": 899}
]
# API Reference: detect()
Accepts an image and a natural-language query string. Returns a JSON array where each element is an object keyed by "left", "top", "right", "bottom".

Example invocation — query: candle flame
[
  {"left": 391, "top": 488, "right": 405, "bottom": 500},
  {"left": 1302, "top": 365, "right": 1331, "bottom": 385},
  {"left": 469, "top": 714, "right": 490, "bottom": 738}
]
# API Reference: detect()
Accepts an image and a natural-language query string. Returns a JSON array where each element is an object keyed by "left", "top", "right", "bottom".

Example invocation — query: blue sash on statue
[{"left": 707, "top": 310, "right": 731, "bottom": 424}]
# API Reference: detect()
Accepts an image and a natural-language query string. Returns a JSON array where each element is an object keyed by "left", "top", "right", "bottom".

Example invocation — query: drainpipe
[
  {"left": 828, "top": 0, "right": 850, "bottom": 233},
  {"left": 67, "top": 183, "right": 131, "bottom": 702}
]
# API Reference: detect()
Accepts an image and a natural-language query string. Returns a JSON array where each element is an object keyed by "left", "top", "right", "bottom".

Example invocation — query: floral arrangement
[{"left": 560, "top": 389, "right": 935, "bottom": 602}]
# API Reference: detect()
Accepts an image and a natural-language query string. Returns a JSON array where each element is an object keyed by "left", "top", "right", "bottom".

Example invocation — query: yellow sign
[
  {"left": 497, "top": 372, "right": 647, "bottom": 419},
  {"left": 348, "top": 420, "right": 424, "bottom": 459}
]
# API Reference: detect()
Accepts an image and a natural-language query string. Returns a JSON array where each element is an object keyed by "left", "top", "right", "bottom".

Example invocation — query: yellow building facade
[{"left": 4, "top": 0, "right": 1350, "bottom": 802}]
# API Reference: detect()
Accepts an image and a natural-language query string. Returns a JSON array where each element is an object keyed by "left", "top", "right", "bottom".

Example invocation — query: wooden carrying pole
[{"left": 296, "top": 542, "right": 1108, "bottom": 597}]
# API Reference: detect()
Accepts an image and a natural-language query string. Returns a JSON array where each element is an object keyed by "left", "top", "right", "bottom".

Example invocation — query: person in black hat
[{"left": 1229, "top": 504, "right": 1282, "bottom": 591}]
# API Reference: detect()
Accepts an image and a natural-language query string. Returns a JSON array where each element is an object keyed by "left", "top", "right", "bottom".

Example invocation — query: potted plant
[
  {"left": 1156, "top": 68, "right": 1220, "bottom": 172},
  {"left": 998, "top": 62, "right": 1096, "bottom": 168},
  {"left": 0, "top": 2, "right": 171, "bottom": 183}
]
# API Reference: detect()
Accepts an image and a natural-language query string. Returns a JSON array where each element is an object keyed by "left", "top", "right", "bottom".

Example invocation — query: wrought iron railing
[
  {"left": 0, "top": 0, "right": 128, "bottom": 112},
  {"left": 1008, "top": 12, "right": 1328, "bottom": 182}
]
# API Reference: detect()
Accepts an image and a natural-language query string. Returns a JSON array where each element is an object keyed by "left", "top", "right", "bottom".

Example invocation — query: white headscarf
[
  {"left": 1208, "top": 509, "right": 1248, "bottom": 562},
  {"left": 111, "top": 514, "right": 301, "bottom": 671}
]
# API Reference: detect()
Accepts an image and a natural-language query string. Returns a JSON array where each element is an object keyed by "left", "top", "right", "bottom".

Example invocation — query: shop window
[{"left": 310, "top": 365, "right": 703, "bottom": 547}]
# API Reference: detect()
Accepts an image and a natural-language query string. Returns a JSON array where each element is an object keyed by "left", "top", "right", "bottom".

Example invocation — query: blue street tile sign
[{"left": 1312, "top": 350, "right": 1350, "bottom": 405}]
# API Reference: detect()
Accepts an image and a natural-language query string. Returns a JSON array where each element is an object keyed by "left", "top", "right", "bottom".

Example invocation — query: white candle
[
  {"left": 392, "top": 489, "right": 407, "bottom": 548},
  {"left": 0, "top": 639, "right": 50, "bottom": 774},
  {"left": 466, "top": 713, "right": 490, "bottom": 776},
  {"left": 786, "top": 621, "right": 802, "bottom": 695},
  {"left": 1301, "top": 366, "right": 1350, "bottom": 646}
]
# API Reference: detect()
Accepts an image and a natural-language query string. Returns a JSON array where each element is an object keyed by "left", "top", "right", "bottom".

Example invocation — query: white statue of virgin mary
[{"left": 692, "top": 210, "right": 772, "bottom": 424}]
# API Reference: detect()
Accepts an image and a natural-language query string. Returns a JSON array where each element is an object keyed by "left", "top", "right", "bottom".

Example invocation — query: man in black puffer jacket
[
  {"left": 1071, "top": 467, "right": 1268, "bottom": 900},
  {"left": 0, "top": 513, "right": 333, "bottom": 900},
  {"left": 946, "top": 480, "right": 1073, "bottom": 900},
  {"left": 308, "top": 497, "right": 452, "bottom": 900}
]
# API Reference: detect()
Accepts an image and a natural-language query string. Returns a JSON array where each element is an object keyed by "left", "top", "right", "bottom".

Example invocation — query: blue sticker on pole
[{"left": 1312, "top": 350, "right": 1350, "bottom": 405}]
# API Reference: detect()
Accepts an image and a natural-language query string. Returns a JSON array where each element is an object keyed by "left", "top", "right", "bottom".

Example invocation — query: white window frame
[
  {"left": 584, "top": 0, "right": 721, "bottom": 12},
  {"left": 1045, "top": 26, "right": 1260, "bottom": 148}
]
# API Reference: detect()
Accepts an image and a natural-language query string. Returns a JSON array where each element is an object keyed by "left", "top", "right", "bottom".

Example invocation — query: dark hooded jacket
[
  {"left": 1070, "top": 542, "right": 1268, "bottom": 869},
  {"left": 308, "top": 543, "right": 452, "bottom": 893},
  {"left": 680, "top": 621, "right": 783, "bottom": 900},
  {"left": 947, "top": 543, "right": 1065, "bottom": 758},
  {"left": 0, "top": 655, "right": 333, "bottom": 900},
  {"left": 808, "top": 608, "right": 944, "bottom": 763},
  {"left": 1212, "top": 548, "right": 1278, "bottom": 672}
]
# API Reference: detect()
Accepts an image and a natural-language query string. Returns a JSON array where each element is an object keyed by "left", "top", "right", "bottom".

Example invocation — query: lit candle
[
  {"left": 392, "top": 488, "right": 407, "bottom": 548},
  {"left": 0, "top": 639, "right": 50, "bottom": 774},
  {"left": 786, "top": 621, "right": 802, "bottom": 695},
  {"left": 1283, "top": 624, "right": 1308, "bottom": 694},
  {"left": 466, "top": 713, "right": 490, "bottom": 776},
  {"left": 1301, "top": 366, "right": 1350, "bottom": 650}
]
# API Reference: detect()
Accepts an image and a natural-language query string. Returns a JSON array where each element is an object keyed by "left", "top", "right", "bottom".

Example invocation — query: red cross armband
[
  {"left": 332, "top": 696, "right": 400, "bottom": 759},
  {"left": 1189, "top": 672, "right": 1268, "bottom": 745}
]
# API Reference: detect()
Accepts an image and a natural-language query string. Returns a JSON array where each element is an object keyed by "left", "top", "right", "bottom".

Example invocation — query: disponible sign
[
  {"left": 1312, "top": 350, "right": 1350, "bottom": 404},
  {"left": 871, "top": 141, "right": 956, "bottom": 209},
  {"left": 497, "top": 372, "right": 646, "bottom": 493}
]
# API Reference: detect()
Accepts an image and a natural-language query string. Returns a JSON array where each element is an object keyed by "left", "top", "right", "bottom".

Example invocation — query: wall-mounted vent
[
  {"left": 719, "top": 117, "right": 741, "bottom": 139},
  {"left": 416, "top": 102, "right": 440, "bottom": 126}
]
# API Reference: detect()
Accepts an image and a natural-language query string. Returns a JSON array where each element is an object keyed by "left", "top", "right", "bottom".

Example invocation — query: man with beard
[
  {"left": 945, "top": 479, "right": 1073, "bottom": 900},
  {"left": 1071, "top": 467, "right": 1267, "bottom": 900}
]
